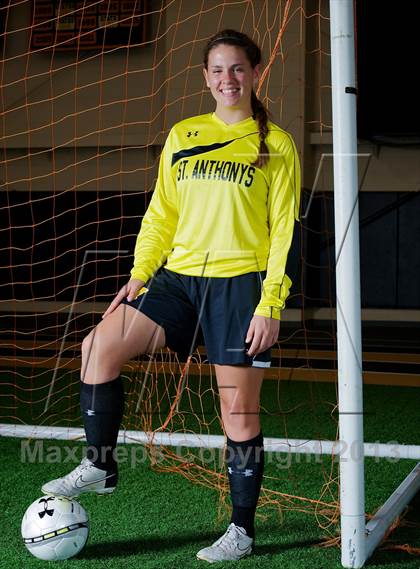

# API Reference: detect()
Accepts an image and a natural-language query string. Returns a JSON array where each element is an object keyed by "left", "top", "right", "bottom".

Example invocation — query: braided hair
[{"left": 203, "top": 29, "right": 269, "bottom": 168}]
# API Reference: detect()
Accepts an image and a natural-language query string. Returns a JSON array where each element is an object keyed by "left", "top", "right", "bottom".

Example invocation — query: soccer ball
[{"left": 21, "top": 496, "right": 89, "bottom": 561}]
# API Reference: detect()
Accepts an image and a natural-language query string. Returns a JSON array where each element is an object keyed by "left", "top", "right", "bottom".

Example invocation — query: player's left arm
[{"left": 246, "top": 135, "right": 301, "bottom": 356}]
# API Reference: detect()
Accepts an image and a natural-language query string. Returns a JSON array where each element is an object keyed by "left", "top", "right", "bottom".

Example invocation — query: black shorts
[{"left": 121, "top": 267, "right": 271, "bottom": 367}]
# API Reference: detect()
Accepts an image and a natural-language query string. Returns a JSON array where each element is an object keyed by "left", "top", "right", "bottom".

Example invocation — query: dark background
[{"left": 356, "top": 0, "right": 420, "bottom": 143}]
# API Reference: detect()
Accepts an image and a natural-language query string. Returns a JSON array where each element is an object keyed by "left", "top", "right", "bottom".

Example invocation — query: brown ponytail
[
  {"left": 251, "top": 91, "right": 269, "bottom": 168},
  {"left": 204, "top": 29, "right": 270, "bottom": 167}
]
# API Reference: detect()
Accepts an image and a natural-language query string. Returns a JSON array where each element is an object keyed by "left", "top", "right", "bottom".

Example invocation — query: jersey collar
[{"left": 210, "top": 112, "right": 256, "bottom": 130}]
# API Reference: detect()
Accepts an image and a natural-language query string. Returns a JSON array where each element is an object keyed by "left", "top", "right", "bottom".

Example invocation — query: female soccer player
[{"left": 42, "top": 29, "right": 300, "bottom": 562}]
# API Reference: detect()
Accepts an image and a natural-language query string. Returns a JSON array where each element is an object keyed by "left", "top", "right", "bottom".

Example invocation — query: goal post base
[{"left": 365, "top": 462, "right": 420, "bottom": 561}]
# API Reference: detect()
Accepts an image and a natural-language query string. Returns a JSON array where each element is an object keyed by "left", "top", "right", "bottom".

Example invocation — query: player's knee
[
  {"left": 81, "top": 327, "right": 120, "bottom": 368},
  {"left": 219, "top": 393, "right": 234, "bottom": 417},
  {"left": 221, "top": 399, "right": 258, "bottom": 431}
]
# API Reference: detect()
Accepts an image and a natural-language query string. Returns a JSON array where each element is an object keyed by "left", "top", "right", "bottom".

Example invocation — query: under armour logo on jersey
[
  {"left": 187, "top": 131, "right": 198, "bottom": 137},
  {"left": 38, "top": 497, "right": 55, "bottom": 519},
  {"left": 86, "top": 409, "right": 95, "bottom": 416}
]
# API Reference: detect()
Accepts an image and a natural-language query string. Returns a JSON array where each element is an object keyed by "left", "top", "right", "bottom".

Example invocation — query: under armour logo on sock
[
  {"left": 228, "top": 466, "right": 254, "bottom": 477},
  {"left": 86, "top": 409, "right": 95, "bottom": 416}
]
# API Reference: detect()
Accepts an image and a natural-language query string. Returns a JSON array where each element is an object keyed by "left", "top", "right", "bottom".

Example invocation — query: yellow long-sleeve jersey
[{"left": 131, "top": 112, "right": 301, "bottom": 320}]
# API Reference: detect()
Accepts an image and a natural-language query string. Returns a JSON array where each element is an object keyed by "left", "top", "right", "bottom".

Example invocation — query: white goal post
[{"left": 329, "top": 1, "right": 420, "bottom": 567}]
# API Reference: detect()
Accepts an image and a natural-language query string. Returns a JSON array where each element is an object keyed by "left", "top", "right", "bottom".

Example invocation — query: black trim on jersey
[{"left": 171, "top": 140, "right": 235, "bottom": 166}]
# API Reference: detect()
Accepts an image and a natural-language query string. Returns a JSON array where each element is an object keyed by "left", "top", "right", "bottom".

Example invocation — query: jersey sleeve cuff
[{"left": 253, "top": 305, "right": 281, "bottom": 320}]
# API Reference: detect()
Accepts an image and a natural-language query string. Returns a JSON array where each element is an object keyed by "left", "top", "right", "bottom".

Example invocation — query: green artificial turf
[
  {"left": 0, "top": 435, "right": 419, "bottom": 569},
  {"left": 1, "top": 375, "right": 419, "bottom": 567}
]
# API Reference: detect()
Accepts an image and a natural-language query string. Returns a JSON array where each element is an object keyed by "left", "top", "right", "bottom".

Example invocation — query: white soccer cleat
[
  {"left": 196, "top": 523, "right": 253, "bottom": 563},
  {"left": 41, "top": 457, "right": 117, "bottom": 498}
]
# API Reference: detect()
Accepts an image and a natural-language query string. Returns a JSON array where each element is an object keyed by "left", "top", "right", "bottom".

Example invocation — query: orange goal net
[{"left": 1, "top": 0, "right": 364, "bottom": 549}]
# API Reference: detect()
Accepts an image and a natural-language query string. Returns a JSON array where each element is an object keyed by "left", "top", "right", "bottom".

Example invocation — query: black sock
[
  {"left": 226, "top": 431, "right": 264, "bottom": 539},
  {"left": 80, "top": 376, "right": 124, "bottom": 472}
]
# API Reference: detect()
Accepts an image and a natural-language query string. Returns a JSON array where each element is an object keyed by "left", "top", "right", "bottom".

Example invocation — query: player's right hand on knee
[{"left": 102, "top": 278, "right": 145, "bottom": 319}]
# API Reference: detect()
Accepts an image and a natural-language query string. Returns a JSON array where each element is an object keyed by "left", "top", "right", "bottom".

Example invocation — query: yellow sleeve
[
  {"left": 130, "top": 132, "right": 179, "bottom": 282},
  {"left": 254, "top": 134, "right": 301, "bottom": 320}
]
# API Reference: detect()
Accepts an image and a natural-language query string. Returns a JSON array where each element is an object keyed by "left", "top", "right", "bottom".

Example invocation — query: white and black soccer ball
[{"left": 21, "top": 496, "right": 89, "bottom": 561}]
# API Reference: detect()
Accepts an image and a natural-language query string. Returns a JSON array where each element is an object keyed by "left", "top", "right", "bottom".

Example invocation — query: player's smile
[{"left": 219, "top": 86, "right": 241, "bottom": 102}]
